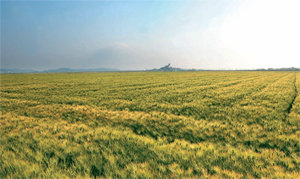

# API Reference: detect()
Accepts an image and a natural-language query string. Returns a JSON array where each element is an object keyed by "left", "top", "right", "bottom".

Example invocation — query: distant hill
[
  {"left": 149, "top": 64, "right": 197, "bottom": 71},
  {"left": 43, "top": 68, "right": 120, "bottom": 73},
  {"left": 0, "top": 68, "right": 120, "bottom": 74},
  {"left": 0, "top": 68, "right": 39, "bottom": 73}
]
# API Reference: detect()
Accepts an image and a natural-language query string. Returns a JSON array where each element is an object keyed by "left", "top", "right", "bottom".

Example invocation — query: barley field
[{"left": 0, "top": 71, "right": 299, "bottom": 178}]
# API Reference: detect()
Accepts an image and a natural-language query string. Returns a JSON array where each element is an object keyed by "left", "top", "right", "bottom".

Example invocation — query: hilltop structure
[{"left": 149, "top": 64, "right": 188, "bottom": 71}]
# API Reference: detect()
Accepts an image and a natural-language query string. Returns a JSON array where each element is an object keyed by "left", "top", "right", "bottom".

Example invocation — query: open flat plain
[{"left": 0, "top": 71, "right": 299, "bottom": 177}]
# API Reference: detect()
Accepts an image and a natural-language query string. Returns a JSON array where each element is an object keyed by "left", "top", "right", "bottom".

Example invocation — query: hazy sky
[{"left": 1, "top": 0, "right": 300, "bottom": 70}]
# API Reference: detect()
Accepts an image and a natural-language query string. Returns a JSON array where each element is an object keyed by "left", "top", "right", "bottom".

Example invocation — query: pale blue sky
[{"left": 1, "top": 0, "right": 300, "bottom": 70}]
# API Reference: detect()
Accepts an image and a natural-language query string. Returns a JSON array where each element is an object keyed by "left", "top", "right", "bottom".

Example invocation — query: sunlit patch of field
[{"left": 0, "top": 71, "right": 299, "bottom": 177}]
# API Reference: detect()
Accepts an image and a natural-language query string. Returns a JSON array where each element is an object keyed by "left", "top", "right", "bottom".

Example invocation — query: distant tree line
[{"left": 255, "top": 67, "right": 300, "bottom": 71}]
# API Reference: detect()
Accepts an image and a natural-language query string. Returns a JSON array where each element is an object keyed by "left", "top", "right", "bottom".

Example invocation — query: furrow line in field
[
  {"left": 145, "top": 73, "right": 282, "bottom": 98},
  {"left": 232, "top": 73, "right": 292, "bottom": 106},
  {"left": 0, "top": 73, "right": 266, "bottom": 106},
  {"left": 166, "top": 73, "right": 287, "bottom": 107},
  {"left": 107, "top": 73, "right": 262, "bottom": 93},
  {"left": 115, "top": 74, "right": 289, "bottom": 120},
  {"left": 287, "top": 73, "right": 297, "bottom": 114}
]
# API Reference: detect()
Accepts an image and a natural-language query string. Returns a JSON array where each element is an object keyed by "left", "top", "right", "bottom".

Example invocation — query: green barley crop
[{"left": 0, "top": 71, "right": 299, "bottom": 177}]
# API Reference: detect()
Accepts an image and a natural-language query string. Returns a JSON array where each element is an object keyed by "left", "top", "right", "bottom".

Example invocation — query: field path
[
  {"left": 287, "top": 72, "right": 300, "bottom": 132},
  {"left": 287, "top": 73, "right": 298, "bottom": 114}
]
